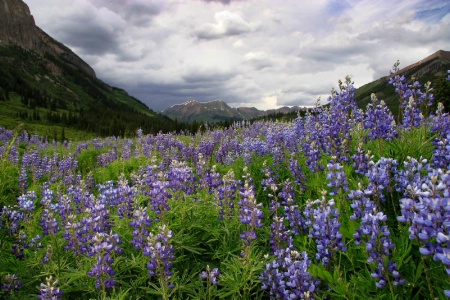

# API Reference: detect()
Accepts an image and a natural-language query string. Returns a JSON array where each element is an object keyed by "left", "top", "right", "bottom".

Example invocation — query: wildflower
[
  {"left": 200, "top": 265, "right": 220, "bottom": 285},
  {"left": 38, "top": 276, "right": 63, "bottom": 300}
]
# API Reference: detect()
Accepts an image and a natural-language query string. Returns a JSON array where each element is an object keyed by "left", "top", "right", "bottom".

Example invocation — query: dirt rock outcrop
[{"left": 0, "top": 0, "right": 96, "bottom": 78}]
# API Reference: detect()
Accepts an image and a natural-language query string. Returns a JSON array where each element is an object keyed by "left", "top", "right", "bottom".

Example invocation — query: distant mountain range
[
  {"left": 163, "top": 50, "right": 450, "bottom": 123},
  {"left": 0, "top": 0, "right": 178, "bottom": 138},
  {"left": 162, "top": 99, "right": 305, "bottom": 123}
]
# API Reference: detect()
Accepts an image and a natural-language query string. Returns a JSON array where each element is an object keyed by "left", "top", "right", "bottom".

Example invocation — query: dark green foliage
[{"left": 0, "top": 45, "right": 201, "bottom": 138}]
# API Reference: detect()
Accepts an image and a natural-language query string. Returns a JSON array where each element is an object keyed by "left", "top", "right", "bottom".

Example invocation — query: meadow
[{"left": 0, "top": 66, "right": 449, "bottom": 299}]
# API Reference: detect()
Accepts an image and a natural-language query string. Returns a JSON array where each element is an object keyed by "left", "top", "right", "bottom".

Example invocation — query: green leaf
[{"left": 414, "top": 260, "right": 424, "bottom": 284}]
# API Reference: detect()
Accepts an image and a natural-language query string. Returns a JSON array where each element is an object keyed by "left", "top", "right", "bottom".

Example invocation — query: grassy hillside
[{"left": 0, "top": 45, "right": 179, "bottom": 140}]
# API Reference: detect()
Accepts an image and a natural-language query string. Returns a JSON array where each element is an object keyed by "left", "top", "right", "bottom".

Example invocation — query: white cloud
[
  {"left": 194, "top": 10, "right": 254, "bottom": 40},
  {"left": 23, "top": 0, "right": 450, "bottom": 111}
]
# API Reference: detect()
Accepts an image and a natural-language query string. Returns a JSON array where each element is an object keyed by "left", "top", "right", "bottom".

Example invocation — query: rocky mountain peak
[
  {"left": 0, "top": 0, "right": 37, "bottom": 48},
  {"left": 0, "top": 0, "right": 96, "bottom": 78}
]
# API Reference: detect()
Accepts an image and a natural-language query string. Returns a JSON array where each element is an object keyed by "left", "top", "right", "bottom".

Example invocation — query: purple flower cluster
[
  {"left": 349, "top": 185, "right": 404, "bottom": 288},
  {"left": 388, "top": 61, "right": 434, "bottom": 123},
  {"left": 217, "top": 169, "right": 238, "bottom": 221},
  {"left": 431, "top": 102, "right": 450, "bottom": 138},
  {"left": 326, "top": 156, "right": 348, "bottom": 196},
  {"left": 167, "top": 160, "right": 196, "bottom": 196},
  {"left": 364, "top": 94, "right": 398, "bottom": 141},
  {"left": 238, "top": 167, "right": 264, "bottom": 246},
  {"left": 143, "top": 225, "right": 175, "bottom": 289},
  {"left": 279, "top": 180, "right": 305, "bottom": 237},
  {"left": 39, "top": 188, "right": 60, "bottom": 236},
  {"left": 200, "top": 265, "right": 220, "bottom": 285},
  {"left": 1, "top": 274, "right": 23, "bottom": 295},
  {"left": 260, "top": 247, "right": 319, "bottom": 299},
  {"left": 87, "top": 232, "right": 122, "bottom": 290},
  {"left": 289, "top": 154, "right": 306, "bottom": 190},
  {"left": 352, "top": 143, "right": 373, "bottom": 175},
  {"left": 402, "top": 96, "right": 423, "bottom": 130},
  {"left": 1, "top": 206, "right": 25, "bottom": 235},
  {"left": 38, "top": 276, "right": 63, "bottom": 300},
  {"left": 432, "top": 134, "right": 450, "bottom": 170},
  {"left": 395, "top": 156, "right": 428, "bottom": 196},
  {"left": 398, "top": 170, "right": 450, "bottom": 295},
  {"left": 366, "top": 157, "right": 398, "bottom": 203},
  {"left": 130, "top": 206, "right": 152, "bottom": 250},
  {"left": 304, "top": 191, "right": 346, "bottom": 266}
]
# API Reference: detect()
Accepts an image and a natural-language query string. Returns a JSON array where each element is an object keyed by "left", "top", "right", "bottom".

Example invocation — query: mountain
[
  {"left": 355, "top": 50, "right": 450, "bottom": 116},
  {"left": 162, "top": 100, "right": 245, "bottom": 123},
  {"left": 162, "top": 99, "right": 305, "bottom": 123},
  {"left": 0, "top": 0, "right": 178, "bottom": 139}
]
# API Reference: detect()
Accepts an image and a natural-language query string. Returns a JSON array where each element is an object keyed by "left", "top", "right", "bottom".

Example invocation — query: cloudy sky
[{"left": 25, "top": 0, "right": 450, "bottom": 111}]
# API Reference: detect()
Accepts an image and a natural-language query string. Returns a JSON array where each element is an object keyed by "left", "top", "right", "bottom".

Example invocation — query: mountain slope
[
  {"left": 355, "top": 50, "right": 450, "bottom": 116},
  {"left": 0, "top": 0, "right": 176, "bottom": 139}
]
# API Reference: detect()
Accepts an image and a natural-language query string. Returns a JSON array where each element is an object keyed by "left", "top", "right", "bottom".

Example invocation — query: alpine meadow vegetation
[{"left": 1, "top": 63, "right": 450, "bottom": 300}]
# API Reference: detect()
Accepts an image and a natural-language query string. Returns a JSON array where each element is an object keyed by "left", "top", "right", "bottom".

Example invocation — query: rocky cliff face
[{"left": 0, "top": 0, "right": 96, "bottom": 77}]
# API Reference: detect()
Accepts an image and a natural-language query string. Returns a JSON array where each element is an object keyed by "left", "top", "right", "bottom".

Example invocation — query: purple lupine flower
[
  {"left": 148, "top": 177, "right": 172, "bottom": 216},
  {"left": 305, "top": 141, "right": 323, "bottom": 173},
  {"left": 326, "top": 156, "right": 348, "bottom": 196},
  {"left": 432, "top": 134, "right": 450, "bottom": 170},
  {"left": 395, "top": 156, "right": 428, "bottom": 196},
  {"left": 121, "top": 140, "right": 132, "bottom": 160},
  {"left": 87, "top": 232, "right": 122, "bottom": 290},
  {"left": 167, "top": 160, "right": 196, "bottom": 196},
  {"left": 63, "top": 214, "right": 84, "bottom": 256},
  {"left": 204, "top": 165, "right": 222, "bottom": 195},
  {"left": 200, "top": 265, "right": 220, "bottom": 285},
  {"left": 366, "top": 157, "right": 398, "bottom": 203},
  {"left": 42, "top": 244, "right": 53, "bottom": 264},
  {"left": 304, "top": 191, "right": 346, "bottom": 266},
  {"left": 40, "top": 208, "right": 59, "bottom": 236},
  {"left": 268, "top": 216, "right": 290, "bottom": 254},
  {"left": 326, "top": 76, "right": 358, "bottom": 162},
  {"left": 97, "top": 180, "right": 120, "bottom": 206},
  {"left": 431, "top": 103, "right": 450, "bottom": 138},
  {"left": 262, "top": 163, "right": 292, "bottom": 253},
  {"left": 217, "top": 169, "right": 238, "bottom": 221},
  {"left": 17, "top": 191, "right": 36, "bottom": 212},
  {"left": 143, "top": 225, "right": 175, "bottom": 289},
  {"left": 398, "top": 170, "right": 450, "bottom": 276},
  {"left": 137, "top": 128, "right": 143, "bottom": 138},
  {"left": 289, "top": 153, "right": 306, "bottom": 190},
  {"left": 349, "top": 184, "right": 405, "bottom": 288},
  {"left": 11, "top": 231, "right": 27, "bottom": 260},
  {"left": 117, "top": 175, "right": 135, "bottom": 219},
  {"left": 28, "top": 234, "right": 43, "bottom": 249},
  {"left": 388, "top": 61, "right": 412, "bottom": 119},
  {"left": 364, "top": 94, "right": 398, "bottom": 141},
  {"left": 1, "top": 274, "right": 23, "bottom": 295},
  {"left": 238, "top": 167, "right": 264, "bottom": 246},
  {"left": 279, "top": 180, "right": 305, "bottom": 237},
  {"left": 352, "top": 143, "right": 373, "bottom": 175},
  {"left": 260, "top": 248, "right": 320, "bottom": 299},
  {"left": 18, "top": 165, "right": 28, "bottom": 193},
  {"left": 130, "top": 207, "right": 153, "bottom": 251},
  {"left": 1, "top": 206, "right": 25, "bottom": 235},
  {"left": 38, "top": 276, "right": 63, "bottom": 300},
  {"left": 402, "top": 97, "right": 423, "bottom": 130}
]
